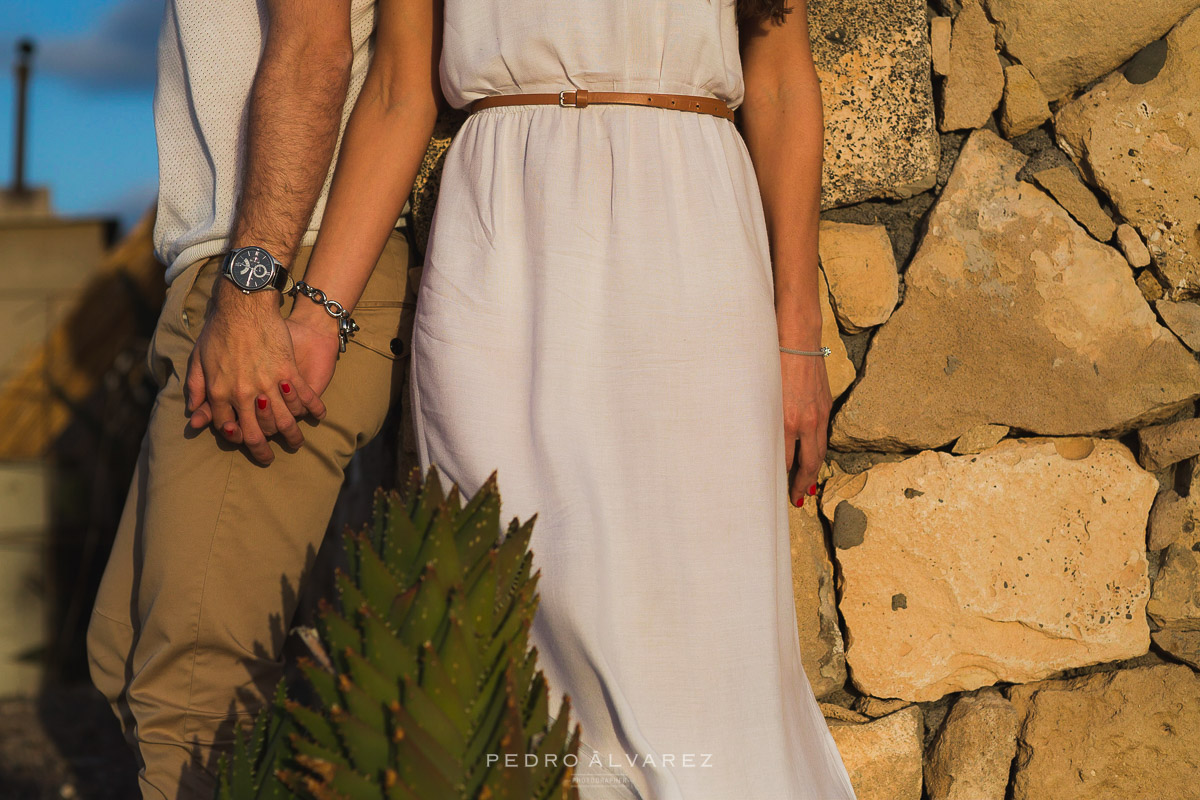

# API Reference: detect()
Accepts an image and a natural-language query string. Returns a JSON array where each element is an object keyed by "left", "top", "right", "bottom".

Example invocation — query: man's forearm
[
  {"left": 228, "top": 25, "right": 354, "bottom": 276},
  {"left": 740, "top": 78, "right": 826, "bottom": 345}
]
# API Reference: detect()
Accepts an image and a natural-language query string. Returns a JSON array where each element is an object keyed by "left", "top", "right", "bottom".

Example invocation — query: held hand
[
  {"left": 285, "top": 303, "right": 342, "bottom": 399},
  {"left": 184, "top": 280, "right": 327, "bottom": 465},
  {"left": 781, "top": 348, "right": 833, "bottom": 508}
]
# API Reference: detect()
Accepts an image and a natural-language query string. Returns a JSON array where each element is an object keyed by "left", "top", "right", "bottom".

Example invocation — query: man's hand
[{"left": 185, "top": 279, "right": 327, "bottom": 465}]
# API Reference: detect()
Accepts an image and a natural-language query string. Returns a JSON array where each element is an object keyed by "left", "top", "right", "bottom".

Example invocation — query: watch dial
[{"left": 232, "top": 247, "right": 275, "bottom": 290}]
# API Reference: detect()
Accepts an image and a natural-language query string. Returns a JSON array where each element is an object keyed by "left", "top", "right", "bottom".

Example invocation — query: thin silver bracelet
[{"left": 779, "top": 345, "right": 831, "bottom": 357}]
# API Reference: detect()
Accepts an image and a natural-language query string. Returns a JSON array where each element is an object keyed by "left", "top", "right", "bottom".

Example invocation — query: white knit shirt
[{"left": 153, "top": 0, "right": 397, "bottom": 284}]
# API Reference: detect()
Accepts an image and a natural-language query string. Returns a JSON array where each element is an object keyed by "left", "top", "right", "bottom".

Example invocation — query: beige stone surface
[
  {"left": 820, "top": 438, "right": 1155, "bottom": 702},
  {"left": 930, "top": 17, "right": 952, "bottom": 76},
  {"left": 788, "top": 504, "right": 847, "bottom": 698},
  {"left": 1030, "top": 165, "right": 1116, "bottom": 241},
  {"left": 924, "top": 688, "right": 1018, "bottom": 800},
  {"left": 828, "top": 706, "right": 924, "bottom": 800},
  {"left": 0, "top": 464, "right": 50, "bottom": 695},
  {"left": 818, "top": 221, "right": 899, "bottom": 334},
  {"left": 1116, "top": 223, "right": 1151, "bottom": 268},
  {"left": 1007, "top": 664, "right": 1200, "bottom": 800},
  {"left": 1155, "top": 299, "right": 1200, "bottom": 351},
  {"left": 981, "top": 0, "right": 1200, "bottom": 101},
  {"left": 1055, "top": 10, "right": 1200, "bottom": 299},
  {"left": 817, "top": 270, "right": 857, "bottom": 402},
  {"left": 1150, "top": 628, "right": 1200, "bottom": 668},
  {"left": 809, "top": 0, "right": 940, "bottom": 207},
  {"left": 830, "top": 129, "right": 1200, "bottom": 452},
  {"left": 1137, "top": 416, "right": 1200, "bottom": 471},
  {"left": 1147, "top": 494, "right": 1200, "bottom": 628},
  {"left": 998, "top": 64, "right": 1050, "bottom": 138},
  {"left": 854, "top": 696, "right": 911, "bottom": 718},
  {"left": 1149, "top": 559, "right": 1200, "bottom": 630},
  {"left": 951, "top": 424, "right": 1009, "bottom": 454},
  {"left": 940, "top": 0, "right": 1004, "bottom": 131},
  {"left": 1136, "top": 269, "right": 1165, "bottom": 301},
  {"left": 1147, "top": 489, "right": 1195, "bottom": 551}
]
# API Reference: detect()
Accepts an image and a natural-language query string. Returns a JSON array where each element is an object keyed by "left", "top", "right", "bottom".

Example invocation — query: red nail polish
[
  {"left": 795, "top": 496, "right": 804, "bottom": 507},
  {"left": 808, "top": 483, "right": 818, "bottom": 496},
  {"left": 257, "top": 397, "right": 268, "bottom": 410},
  {"left": 223, "top": 424, "right": 235, "bottom": 435},
  {"left": 281, "top": 382, "right": 291, "bottom": 394}
]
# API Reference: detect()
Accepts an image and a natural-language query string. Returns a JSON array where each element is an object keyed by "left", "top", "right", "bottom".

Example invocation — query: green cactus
[{"left": 216, "top": 464, "right": 582, "bottom": 800}]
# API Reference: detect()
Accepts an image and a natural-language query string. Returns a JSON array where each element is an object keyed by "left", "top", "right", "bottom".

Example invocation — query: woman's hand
[
  {"left": 285, "top": 303, "right": 342, "bottom": 400},
  {"left": 781, "top": 349, "right": 832, "bottom": 508}
]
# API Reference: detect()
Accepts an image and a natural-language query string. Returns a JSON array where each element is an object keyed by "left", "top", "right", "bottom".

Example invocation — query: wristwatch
[{"left": 221, "top": 245, "right": 294, "bottom": 295}]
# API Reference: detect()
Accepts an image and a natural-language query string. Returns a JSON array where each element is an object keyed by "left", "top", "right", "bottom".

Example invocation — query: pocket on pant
[
  {"left": 146, "top": 254, "right": 223, "bottom": 386},
  {"left": 179, "top": 256, "right": 224, "bottom": 342},
  {"left": 349, "top": 301, "right": 407, "bottom": 361},
  {"left": 345, "top": 228, "right": 417, "bottom": 360}
]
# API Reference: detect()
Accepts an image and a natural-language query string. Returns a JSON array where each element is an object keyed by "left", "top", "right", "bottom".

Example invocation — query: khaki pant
[{"left": 87, "top": 230, "right": 418, "bottom": 799}]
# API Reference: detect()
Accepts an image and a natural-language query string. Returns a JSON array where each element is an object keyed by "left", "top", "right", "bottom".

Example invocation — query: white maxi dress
[{"left": 411, "top": 2, "right": 858, "bottom": 798}]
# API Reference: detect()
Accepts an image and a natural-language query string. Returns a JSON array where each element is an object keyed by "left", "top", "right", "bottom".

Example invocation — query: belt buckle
[{"left": 559, "top": 88, "right": 588, "bottom": 108}]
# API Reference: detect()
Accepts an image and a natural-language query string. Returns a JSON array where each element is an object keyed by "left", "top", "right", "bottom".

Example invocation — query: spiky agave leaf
[{"left": 217, "top": 464, "right": 581, "bottom": 800}]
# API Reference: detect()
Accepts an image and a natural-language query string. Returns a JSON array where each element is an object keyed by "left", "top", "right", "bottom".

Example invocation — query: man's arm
[
  {"left": 738, "top": 0, "right": 830, "bottom": 506},
  {"left": 185, "top": 0, "right": 354, "bottom": 465}
]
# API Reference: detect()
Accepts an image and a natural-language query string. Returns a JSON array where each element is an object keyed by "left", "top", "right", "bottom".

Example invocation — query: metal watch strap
[{"left": 291, "top": 280, "right": 359, "bottom": 354}]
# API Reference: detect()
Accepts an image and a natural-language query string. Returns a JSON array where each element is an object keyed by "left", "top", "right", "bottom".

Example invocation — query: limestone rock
[
  {"left": 981, "top": 0, "right": 1200, "bottom": 101},
  {"left": 809, "top": 0, "right": 940, "bottom": 206},
  {"left": 788, "top": 504, "right": 847, "bottom": 697},
  {"left": 951, "top": 424, "right": 1009, "bottom": 454},
  {"left": 940, "top": 0, "right": 1004, "bottom": 131},
  {"left": 1117, "top": 223, "right": 1152, "bottom": 268},
  {"left": 930, "top": 17, "right": 952, "bottom": 77},
  {"left": 1055, "top": 10, "right": 1200, "bottom": 299},
  {"left": 854, "top": 696, "right": 912, "bottom": 718},
  {"left": 1136, "top": 270, "right": 1165, "bottom": 302},
  {"left": 828, "top": 706, "right": 924, "bottom": 800},
  {"left": 817, "top": 270, "right": 856, "bottom": 401},
  {"left": 818, "top": 221, "right": 899, "bottom": 333},
  {"left": 1151, "top": 628, "right": 1200, "bottom": 668},
  {"left": 1147, "top": 489, "right": 1195, "bottom": 551},
  {"left": 1007, "top": 664, "right": 1200, "bottom": 800},
  {"left": 820, "top": 438, "right": 1155, "bottom": 702},
  {"left": 1155, "top": 299, "right": 1200, "bottom": 351},
  {"left": 1137, "top": 416, "right": 1200, "bottom": 471},
  {"left": 1030, "top": 165, "right": 1116, "bottom": 241},
  {"left": 998, "top": 64, "right": 1050, "bottom": 138},
  {"left": 1147, "top": 501, "right": 1200, "bottom": 628},
  {"left": 1149, "top": 557, "right": 1200, "bottom": 630},
  {"left": 830, "top": 129, "right": 1200, "bottom": 452},
  {"left": 924, "top": 688, "right": 1018, "bottom": 800}
]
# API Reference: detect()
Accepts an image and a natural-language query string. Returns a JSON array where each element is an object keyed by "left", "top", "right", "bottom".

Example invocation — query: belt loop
[{"left": 575, "top": 88, "right": 589, "bottom": 108}]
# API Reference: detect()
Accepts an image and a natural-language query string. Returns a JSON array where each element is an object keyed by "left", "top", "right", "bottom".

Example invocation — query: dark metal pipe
[{"left": 14, "top": 39, "right": 34, "bottom": 194}]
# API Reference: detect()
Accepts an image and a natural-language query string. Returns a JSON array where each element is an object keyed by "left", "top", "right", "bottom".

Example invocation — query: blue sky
[{"left": 1, "top": 0, "right": 161, "bottom": 232}]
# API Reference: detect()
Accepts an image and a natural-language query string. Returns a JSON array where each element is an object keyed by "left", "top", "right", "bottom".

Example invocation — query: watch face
[{"left": 229, "top": 247, "right": 275, "bottom": 291}]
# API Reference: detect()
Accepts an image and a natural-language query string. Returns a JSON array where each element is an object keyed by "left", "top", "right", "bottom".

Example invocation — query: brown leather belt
[{"left": 469, "top": 89, "right": 735, "bottom": 122}]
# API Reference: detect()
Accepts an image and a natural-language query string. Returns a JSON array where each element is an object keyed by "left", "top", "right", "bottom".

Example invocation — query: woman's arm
[
  {"left": 288, "top": 0, "right": 444, "bottom": 352},
  {"left": 738, "top": 0, "right": 830, "bottom": 507}
]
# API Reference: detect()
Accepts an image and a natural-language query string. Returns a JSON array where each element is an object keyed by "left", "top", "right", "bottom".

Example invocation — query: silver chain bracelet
[
  {"left": 779, "top": 345, "right": 831, "bottom": 357},
  {"left": 291, "top": 280, "right": 360, "bottom": 354}
]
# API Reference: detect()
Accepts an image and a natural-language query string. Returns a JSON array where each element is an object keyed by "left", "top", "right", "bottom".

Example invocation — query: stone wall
[
  {"left": 401, "top": 3, "right": 1200, "bottom": 797},
  {"left": 791, "top": 2, "right": 1200, "bottom": 798}
]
